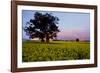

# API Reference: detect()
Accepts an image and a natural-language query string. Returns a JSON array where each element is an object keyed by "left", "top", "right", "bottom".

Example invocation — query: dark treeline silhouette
[{"left": 24, "top": 12, "right": 60, "bottom": 43}]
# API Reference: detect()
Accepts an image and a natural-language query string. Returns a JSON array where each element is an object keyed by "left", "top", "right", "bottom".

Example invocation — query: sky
[{"left": 22, "top": 10, "right": 90, "bottom": 41}]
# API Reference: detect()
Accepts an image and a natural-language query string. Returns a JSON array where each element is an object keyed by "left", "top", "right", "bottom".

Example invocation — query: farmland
[{"left": 22, "top": 40, "right": 90, "bottom": 62}]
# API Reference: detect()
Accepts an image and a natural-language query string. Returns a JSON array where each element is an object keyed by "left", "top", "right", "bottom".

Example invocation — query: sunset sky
[{"left": 22, "top": 10, "right": 90, "bottom": 41}]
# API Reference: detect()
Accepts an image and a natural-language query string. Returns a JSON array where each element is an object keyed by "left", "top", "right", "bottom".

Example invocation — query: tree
[
  {"left": 76, "top": 38, "right": 79, "bottom": 42},
  {"left": 24, "top": 12, "right": 60, "bottom": 43}
]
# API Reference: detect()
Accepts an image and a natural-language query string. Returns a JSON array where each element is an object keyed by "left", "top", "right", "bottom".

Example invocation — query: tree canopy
[{"left": 24, "top": 12, "right": 60, "bottom": 43}]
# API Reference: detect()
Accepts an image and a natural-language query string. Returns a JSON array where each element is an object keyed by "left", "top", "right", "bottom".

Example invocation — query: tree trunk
[
  {"left": 46, "top": 34, "right": 49, "bottom": 43},
  {"left": 41, "top": 38, "right": 45, "bottom": 42}
]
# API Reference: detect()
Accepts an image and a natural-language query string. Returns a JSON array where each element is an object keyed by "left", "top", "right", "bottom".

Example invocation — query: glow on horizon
[{"left": 22, "top": 10, "right": 90, "bottom": 41}]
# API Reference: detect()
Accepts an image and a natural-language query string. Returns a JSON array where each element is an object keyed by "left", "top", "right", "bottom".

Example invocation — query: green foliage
[
  {"left": 24, "top": 12, "right": 60, "bottom": 42},
  {"left": 22, "top": 41, "right": 90, "bottom": 62}
]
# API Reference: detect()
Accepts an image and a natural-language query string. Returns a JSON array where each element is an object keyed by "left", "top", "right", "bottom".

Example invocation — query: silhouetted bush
[{"left": 76, "top": 38, "right": 79, "bottom": 42}]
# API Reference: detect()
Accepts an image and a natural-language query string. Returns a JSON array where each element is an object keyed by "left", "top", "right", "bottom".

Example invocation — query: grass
[{"left": 22, "top": 40, "right": 90, "bottom": 62}]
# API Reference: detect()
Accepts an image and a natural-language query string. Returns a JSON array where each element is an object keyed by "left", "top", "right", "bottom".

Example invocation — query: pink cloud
[{"left": 57, "top": 29, "right": 90, "bottom": 40}]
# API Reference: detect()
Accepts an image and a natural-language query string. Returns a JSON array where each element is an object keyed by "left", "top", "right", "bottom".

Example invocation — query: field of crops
[{"left": 22, "top": 40, "right": 90, "bottom": 62}]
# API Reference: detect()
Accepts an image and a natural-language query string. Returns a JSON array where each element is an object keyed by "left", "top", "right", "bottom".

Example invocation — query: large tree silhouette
[{"left": 24, "top": 12, "right": 60, "bottom": 43}]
